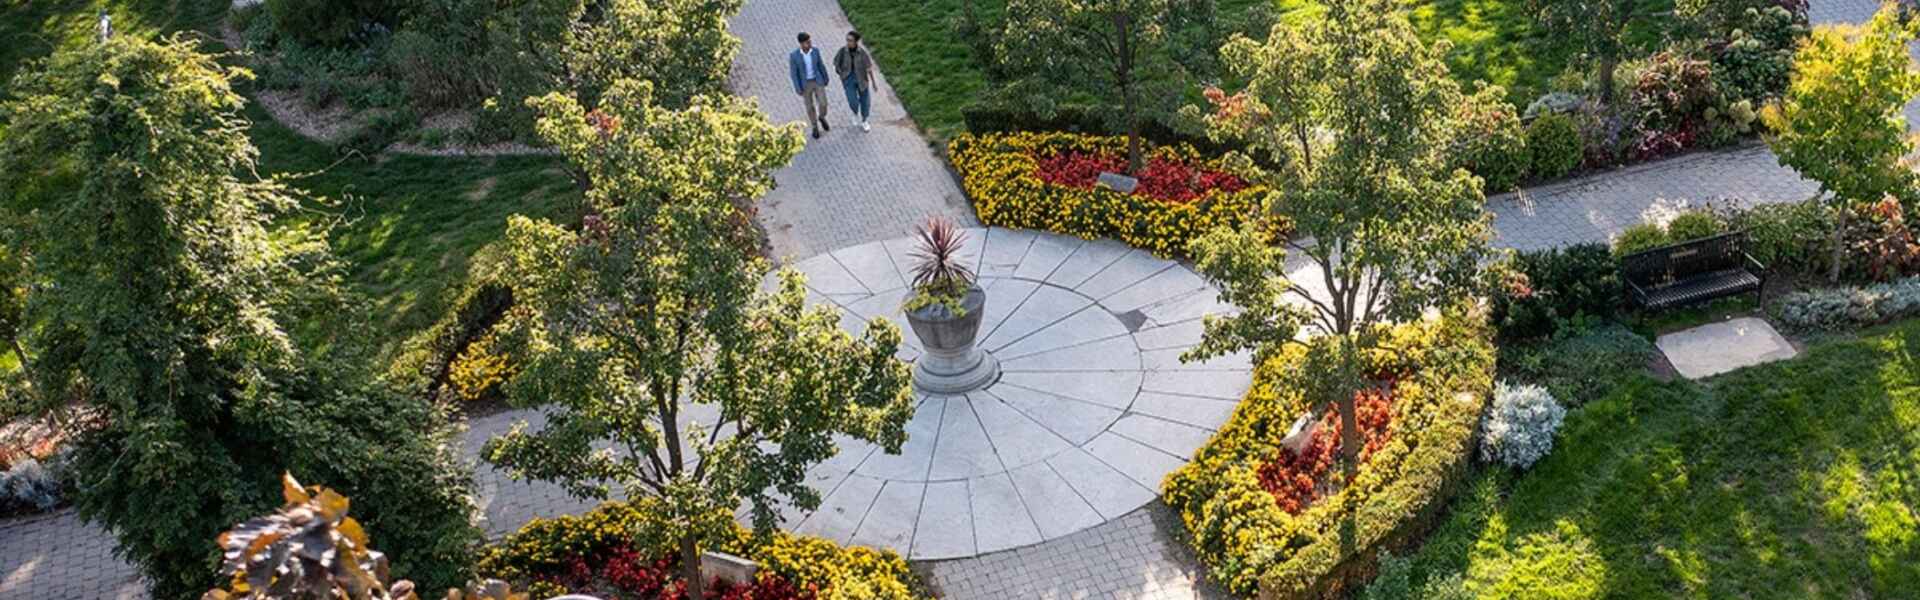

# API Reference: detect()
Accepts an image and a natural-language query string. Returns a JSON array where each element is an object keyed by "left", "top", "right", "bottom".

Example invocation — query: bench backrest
[{"left": 1620, "top": 231, "right": 1747, "bottom": 288}]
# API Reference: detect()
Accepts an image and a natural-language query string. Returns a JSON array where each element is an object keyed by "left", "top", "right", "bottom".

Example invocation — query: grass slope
[
  {"left": 3, "top": 1, "right": 580, "bottom": 363},
  {"left": 1409, "top": 321, "right": 1920, "bottom": 598},
  {"left": 249, "top": 107, "right": 577, "bottom": 363},
  {"left": 836, "top": 0, "right": 1676, "bottom": 142},
  {"left": 1, "top": 0, "right": 229, "bottom": 85}
]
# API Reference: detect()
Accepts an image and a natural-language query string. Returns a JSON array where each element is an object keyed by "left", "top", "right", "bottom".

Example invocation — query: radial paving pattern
[{"left": 774, "top": 228, "right": 1252, "bottom": 560}]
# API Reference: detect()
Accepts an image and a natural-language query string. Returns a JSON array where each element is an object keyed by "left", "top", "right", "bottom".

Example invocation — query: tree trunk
[
  {"left": 1338, "top": 388, "right": 1359, "bottom": 485},
  {"left": 1597, "top": 57, "right": 1620, "bottom": 107},
  {"left": 1113, "top": 13, "right": 1143, "bottom": 175},
  {"left": 682, "top": 535, "right": 704, "bottom": 599},
  {"left": 8, "top": 337, "right": 28, "bottom": 375},
  {"left": 1830, "top": 202, "right": 1850, "bottom": 283}
]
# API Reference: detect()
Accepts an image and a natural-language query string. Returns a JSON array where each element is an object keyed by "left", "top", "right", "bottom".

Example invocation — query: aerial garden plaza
[{"left": 1, "top": 0, "right": 1916, "bottom": 598}]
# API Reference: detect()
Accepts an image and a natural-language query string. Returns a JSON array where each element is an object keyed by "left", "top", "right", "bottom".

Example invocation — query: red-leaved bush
[
  {"left": 1255, "top": 386, "right": 1397, "bottom": 514},
  {"left": 1033, "top": 150, "right": 1247, "bottom": 203}
]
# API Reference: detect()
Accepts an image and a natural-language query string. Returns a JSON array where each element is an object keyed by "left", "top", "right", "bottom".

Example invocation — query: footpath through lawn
[{"left": 1407, "top": 320, "right": 1920, "bottom": 598}]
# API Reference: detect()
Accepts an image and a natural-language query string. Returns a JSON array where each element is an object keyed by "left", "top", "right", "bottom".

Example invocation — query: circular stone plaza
[{"left": 765, "top": 227, "right": 1254, "bottom": 560}]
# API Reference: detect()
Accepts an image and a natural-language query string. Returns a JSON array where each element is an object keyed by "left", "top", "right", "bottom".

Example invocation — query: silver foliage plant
[
  {"left": 1773, "top": 275, "right": 1920, "bottom": 330},
  {"left": 1480, "top": 381, "right": 1567, "bottom": 469}
]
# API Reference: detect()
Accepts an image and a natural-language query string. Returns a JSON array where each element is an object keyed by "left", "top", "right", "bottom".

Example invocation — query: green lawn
[
  {"left": 3, "top": 1, "right": 580, "bottom": 363},
  {"left": 1, "top": 0, "right": 229, "bottom": 85},
  {"left": 1404, "top": 321, "right": 1920, "bottom": 598},
  {"left": 248, "top": 108, "right": 578, "bottom": 362},
  {"left": 837, "top": 0, "right": 1675, "bottom": 143}
]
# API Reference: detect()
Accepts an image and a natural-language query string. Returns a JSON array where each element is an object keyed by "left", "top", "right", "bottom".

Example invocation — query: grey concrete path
[{"left": 728, "top": 0, "right": 976, "bottom": 262}]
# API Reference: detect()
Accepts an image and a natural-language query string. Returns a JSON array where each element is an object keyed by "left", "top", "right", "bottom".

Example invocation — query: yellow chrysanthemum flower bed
[
  {"left": 948, "top": 132, "right": 1269, "bottom": 257},
  {"left": 478, "top": 498, "right": 924, "bottom": 599},
  {"left": 1160, "top": 312, "right": 1495, "bottom": 598}
]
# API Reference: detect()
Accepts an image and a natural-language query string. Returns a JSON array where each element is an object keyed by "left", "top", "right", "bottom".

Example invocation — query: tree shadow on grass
[{"left": 1411, "top": 321, "right": 1920, "bottom": 597}]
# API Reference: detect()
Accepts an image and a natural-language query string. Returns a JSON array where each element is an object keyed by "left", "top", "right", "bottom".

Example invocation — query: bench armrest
[{"left": 1624, "top": 277, "right": 1650, "bottom": 305}]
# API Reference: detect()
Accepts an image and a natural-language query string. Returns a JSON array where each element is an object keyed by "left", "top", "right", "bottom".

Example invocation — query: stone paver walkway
[
  {"left": 920, "top": 502, "right": 1230, "bottom": 600},
  {"left": 728, "top": 0, "right": 975, "bottom": 261},
  {"left": 778, "top": 228, "right": 1249, "bottom": 560},
  {"left": 1489, "top": 144, "right": 1819, "bottom": 251}
]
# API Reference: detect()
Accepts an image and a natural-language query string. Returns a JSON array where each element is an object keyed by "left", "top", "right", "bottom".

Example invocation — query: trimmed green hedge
[{"left": 1161, "top": 313, "right": 1496, "bottom": 598}]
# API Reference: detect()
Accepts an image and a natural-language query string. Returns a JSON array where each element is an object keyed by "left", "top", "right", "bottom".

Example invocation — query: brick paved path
[
  {"left": 728, "top": 0, "right": 976, "bottom": 262},
  {"left": 1489, "top": 144, "right": 1818, "bottom": 251}
]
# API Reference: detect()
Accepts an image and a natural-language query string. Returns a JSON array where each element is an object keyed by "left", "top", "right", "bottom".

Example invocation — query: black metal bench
[{"left": 1620, "top": 231, "right": 1767, "bottom": 310}]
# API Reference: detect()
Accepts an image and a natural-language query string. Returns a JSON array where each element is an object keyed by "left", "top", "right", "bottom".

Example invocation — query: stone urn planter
[{"left": 904, "top": 286, "right": 999, "bottom": 393}]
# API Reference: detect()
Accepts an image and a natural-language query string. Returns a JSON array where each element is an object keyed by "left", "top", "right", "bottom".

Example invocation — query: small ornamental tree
[
  {"left": 483, "top": 79, "right": 915, "bottom": 599},
  {"left": 993, "top": 0, "right": 1212, "bottom": 173},
  {"left": 1182, "top": 0, "right": 1497, "bottom": 485},
  {"left": 1532, "top": 0, "right": 1660, "bottom": 104},
  {"left": 0, "top": 36, "right": 478, "bottom": 598},
  {"left": 1763, "top": 4, "right": 1920, "bottom": 282}
]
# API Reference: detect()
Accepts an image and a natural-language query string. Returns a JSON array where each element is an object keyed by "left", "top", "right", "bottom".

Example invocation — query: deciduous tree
[
  {"left": 1182, "top": 0, "right": 1496, "bottom": 484},
  {"left": 483, "top": 80, "right": 915, "bottom": 599},
  {"left": 1532, "top": 0, "right": 1660, "bottom": 104},
  {"left": 1763, "top": 4, "right": 1920, "bottom": 282},
  {"left": 0, "top": 35, "right": 478, "bottom": 599},
  {"left": 993, "top": 0, "right": 1214, "bottom": 173}
]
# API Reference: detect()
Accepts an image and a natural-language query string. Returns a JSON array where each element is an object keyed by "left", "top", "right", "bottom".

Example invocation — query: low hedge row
[
  {"left": 478, "top": 498, "right": 923, "bottom": 599},
  {"left": 384, "top": 242, "right": 514, "bottom": 404},
  {"left": 1161, "top": 313, "right": 1495, "bottom": 598},
  {"left": 948, "top": 131, "right": 1268, "bottom": 257}
]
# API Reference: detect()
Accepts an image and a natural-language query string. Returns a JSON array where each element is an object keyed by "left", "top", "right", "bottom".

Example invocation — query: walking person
[
  {"left": 789, "top": 32, "right": 832, "bottom": 139},
  {"left": 835, "top": 31, "right": 874, "bottom": 132}
]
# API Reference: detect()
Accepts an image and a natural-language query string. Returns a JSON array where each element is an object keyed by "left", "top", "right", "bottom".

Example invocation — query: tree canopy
[
  {"left": 993, "top": 0, "right": 1214, "bottom": 172},
  {"left": 0, "top": 35, "right": 477, "bottom": 599},
  {"left": 482, "top": 79, "right": 916, "bottom": 598},
  {"left": 1763, "top": 4, "right": 1920, "bottom": 281},
  {"left": 1182, "top": 0, "right": 1496, "bottom": 480}
]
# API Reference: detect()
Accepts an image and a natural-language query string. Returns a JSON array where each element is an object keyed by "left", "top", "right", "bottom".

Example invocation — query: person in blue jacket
[{"left": 789, "top": 32, "right": 832, "bottom": 139}]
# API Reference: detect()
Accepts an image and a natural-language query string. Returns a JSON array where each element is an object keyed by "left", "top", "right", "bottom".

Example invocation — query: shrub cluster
[
  {"left": 948, "top": 132, "right": 1268, "bottom": 257},
  {"left": 1161, "top": 314, "right": 1495, "bottom": 597},
  {"left": 1479, "top": 382, "right": 1567, "bottom": 469},
  {"left": 478, "top": 498, "right": 923, "bottom": 599},
  {"left": 1491, "top": 243, "right": 1621, "bottom": 341},
  {"left": 1712, "top": 200, "right": 1834, "bottom": 275},
  {"left": 1772, "top": 275, "right": 1920, "bottom": 330},
  {"left": 1496, "top": 324, "right": 1658, "bottom": 406},
  {"left": 1610, "top": 210, "right": 1728, "bottom": 256},
  {"left": 1511, "top": 4, "right": 1806, "bottom": 175},
  {"left": 1453, "top": 85, "right": 1530, "bottom": 192},
  {"left": 0, "top": 457, "right": 62, "bottom": 516}
]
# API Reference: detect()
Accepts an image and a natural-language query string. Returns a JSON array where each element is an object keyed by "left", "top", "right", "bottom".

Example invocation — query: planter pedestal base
[{"left": 912, "top": 346, "right": 1001, "bottom": 394}]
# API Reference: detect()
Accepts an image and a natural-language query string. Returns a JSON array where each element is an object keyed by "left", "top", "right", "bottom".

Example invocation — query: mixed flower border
[
  {"left": 478, "top": 499, "right": 924, "bottom": 599},
  {"left": 948, "top": 131, "right": 1269, "bottom": 257},
  {"left": 1160, "top": 313, "right": 1495, "bottom": 597}
]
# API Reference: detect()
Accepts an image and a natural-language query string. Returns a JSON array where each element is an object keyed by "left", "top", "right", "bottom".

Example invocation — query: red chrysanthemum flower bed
[
  {"left": 541, "top": 543, "right": 816, "bottom": 600},
  {"left": 1255, "top": 386, "right": 1397, "bottom": 515},
  {"left": 1032, "top": 150, "right": 1248, "bottom": 203}
]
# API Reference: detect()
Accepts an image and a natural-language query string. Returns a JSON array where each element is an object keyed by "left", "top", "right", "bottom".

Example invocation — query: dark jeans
[{"left": 843, "top": 77, "right": 871, "bottom": 122}]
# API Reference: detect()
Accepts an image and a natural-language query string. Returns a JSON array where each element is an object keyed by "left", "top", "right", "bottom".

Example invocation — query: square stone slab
[{"left": 1656, "top": 317, "right": 1797, "bottom": 379}]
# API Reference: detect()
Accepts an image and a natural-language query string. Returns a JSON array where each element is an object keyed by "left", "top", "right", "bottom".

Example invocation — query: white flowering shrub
[
  {"left": 1774, "top": 276, "right": 1920, "bottom": 330},
  {"left": 1480, "top": 382, "right": 1567, "bottom": 469},
  {"left": 0, "top": 458, "right": 61, "bottom": 515}
]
